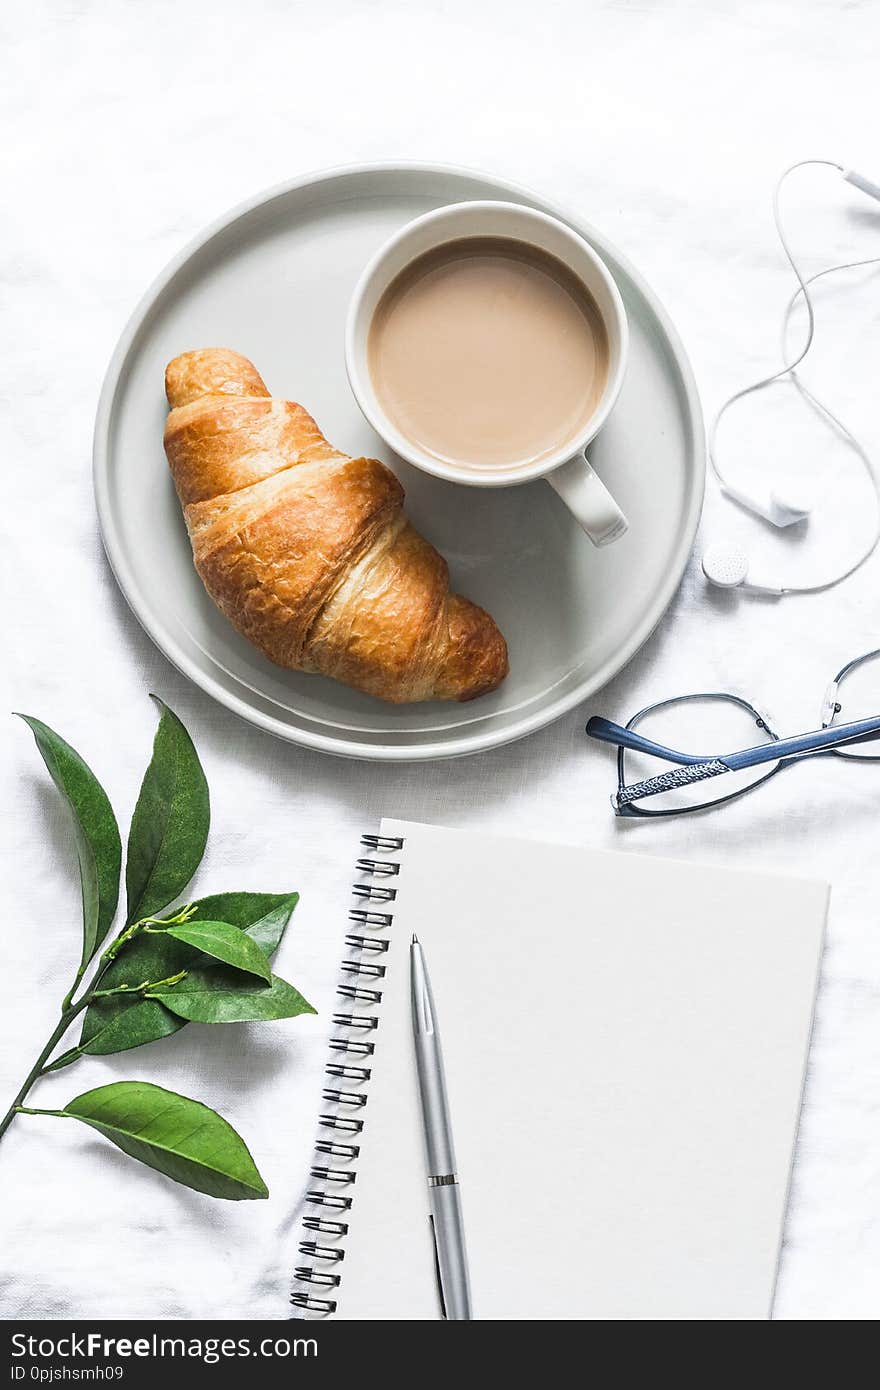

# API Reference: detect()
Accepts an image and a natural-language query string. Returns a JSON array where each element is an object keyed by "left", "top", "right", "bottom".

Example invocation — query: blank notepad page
[{"left": 322, "top": 820, "right": 827, "bottom": 1320}]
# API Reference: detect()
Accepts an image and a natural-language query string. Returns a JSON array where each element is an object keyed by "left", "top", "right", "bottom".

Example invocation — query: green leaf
[
  {"left": 183, "top": 891, "right": 299, "bottom": 957},
  {"left": 162, "top": 920, "right": 272, "bottom": 982},
  {"left": 125, "top": 698, "right": 209, "bottom": 925},
  {"left": 78, "top": 892, "right": 300, "bottom": 1055},
  {"left": 79, "top": 998, "right": 184, "bottom": 1056},
  {"left": 150, "top": 968, "right": 316, "bottom": 1023},
  {"left": 17, "top": 715, "right": 122, "bottom": 965},
  {"left": 62, "top": 1082, "right": 268, "bottom": 1200}
]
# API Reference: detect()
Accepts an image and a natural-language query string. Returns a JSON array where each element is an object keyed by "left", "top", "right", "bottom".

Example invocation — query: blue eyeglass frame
[{"left": 585, "top": 650, "right": 880, "bottom": 818}]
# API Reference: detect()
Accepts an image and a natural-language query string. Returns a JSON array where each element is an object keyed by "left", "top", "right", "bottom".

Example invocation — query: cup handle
[{"left": 547, "top": 452, "right": 628, "bottom": 546}]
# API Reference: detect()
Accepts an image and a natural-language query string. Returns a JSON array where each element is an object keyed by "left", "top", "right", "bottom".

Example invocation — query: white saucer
[{"left": 93, "top": 163, "right": 704, "bottom": 761}]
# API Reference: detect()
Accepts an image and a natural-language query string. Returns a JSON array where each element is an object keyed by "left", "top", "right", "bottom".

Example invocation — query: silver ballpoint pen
[{"left": 410, "top": 934, "right": 473, "bottom": 1320}]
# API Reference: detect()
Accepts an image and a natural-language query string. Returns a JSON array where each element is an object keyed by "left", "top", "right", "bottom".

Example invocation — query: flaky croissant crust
[{"left": 163, "top": 349, "right": 509, "bottom": 704}]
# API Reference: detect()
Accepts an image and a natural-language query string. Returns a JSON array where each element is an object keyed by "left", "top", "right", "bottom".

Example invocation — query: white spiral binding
[{"left": 290, "top": 833, "right": 404, "bottom": 1317}]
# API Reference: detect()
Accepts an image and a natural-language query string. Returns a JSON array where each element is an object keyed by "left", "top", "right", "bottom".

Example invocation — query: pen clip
[{"left": 428, "top": 1215, "right": 448, "bottom": 1320}]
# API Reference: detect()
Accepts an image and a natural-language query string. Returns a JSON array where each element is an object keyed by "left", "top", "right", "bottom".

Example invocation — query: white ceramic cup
[{"left": 345, "top": 200, "right": 629, "bottom": 546}]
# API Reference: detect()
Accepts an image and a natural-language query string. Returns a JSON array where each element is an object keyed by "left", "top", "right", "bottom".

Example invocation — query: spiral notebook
[{"left": 292, "top": 819, "right": 828, "bottom": 1320}]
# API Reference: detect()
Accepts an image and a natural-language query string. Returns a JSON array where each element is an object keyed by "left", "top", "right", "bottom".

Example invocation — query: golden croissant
[{"left": 163, "top": 349, "right": 509, "bottom": 704}]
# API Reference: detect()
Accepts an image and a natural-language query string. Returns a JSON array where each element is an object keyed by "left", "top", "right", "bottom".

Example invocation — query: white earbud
[
  {"left": 719, "top": 481, "right": 813, "bottom": 528},
  {"left": 701, "top": 544, "right": 784, "bottom": 596}
]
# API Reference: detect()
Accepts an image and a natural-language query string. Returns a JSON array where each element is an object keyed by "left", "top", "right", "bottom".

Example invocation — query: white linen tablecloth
[{"left": 2, "top": 0, "right": 878, "bottom": 1320}]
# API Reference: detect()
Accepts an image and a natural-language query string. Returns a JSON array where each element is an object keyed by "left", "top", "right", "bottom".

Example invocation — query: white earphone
[
  {"left": 717, "top": 479, "right": 814, "bottom": 529},
  {"left": 702, "top": 544, "right": 783, "bottom": 596},
  {"left": 703, "top": 160, "right": 880, "bottom": 597}
]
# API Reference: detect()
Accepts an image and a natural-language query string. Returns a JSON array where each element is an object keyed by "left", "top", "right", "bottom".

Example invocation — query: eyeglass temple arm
[
  {"left": 585, "top": 716, "right": 712, "bottom": 765},
  {"left": 725, "top": 713, "right": 880, "bottom": 768},
  {"left": 612, "top": 712, "right": 880, "bottom": 811}
]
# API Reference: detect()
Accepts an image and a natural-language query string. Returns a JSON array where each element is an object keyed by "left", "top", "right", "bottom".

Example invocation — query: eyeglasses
[{"left": 586, "top": 649, "right": 880, "bottom": 817}]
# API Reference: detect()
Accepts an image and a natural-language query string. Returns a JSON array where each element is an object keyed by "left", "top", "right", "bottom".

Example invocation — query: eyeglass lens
[
  {"left": 824, "top": 649, "right": 880, "bottom": 759},
  {"left": 621, "top": 693, "right": 781, "bottom": 814}
]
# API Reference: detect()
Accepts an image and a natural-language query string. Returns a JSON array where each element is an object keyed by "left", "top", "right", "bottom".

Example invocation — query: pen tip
[{"left": 412, "top": 933, "right": 419, "bottom": 944}]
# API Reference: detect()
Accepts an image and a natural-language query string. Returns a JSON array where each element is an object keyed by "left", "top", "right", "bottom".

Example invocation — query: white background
[{"left": 1, "top": 0, "right": 878, "bottom": 1319}]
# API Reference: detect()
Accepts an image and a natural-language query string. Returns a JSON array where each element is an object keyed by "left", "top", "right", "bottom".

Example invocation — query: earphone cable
[
  {"left": 779, "top": 257, "right": 880, "bottom": 590},
  {"left": 708, "top": 159, "right": 880, "bottom": 594}
]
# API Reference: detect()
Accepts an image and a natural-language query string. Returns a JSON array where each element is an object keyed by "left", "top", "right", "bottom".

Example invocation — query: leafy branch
[{"left": 0, "top": 697, "right": 313, "bottom": 1200}]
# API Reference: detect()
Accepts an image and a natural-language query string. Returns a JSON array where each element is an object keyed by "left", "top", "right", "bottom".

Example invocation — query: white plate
[{"left": 94, "top": 163, "right": 704, "bottom": 761}]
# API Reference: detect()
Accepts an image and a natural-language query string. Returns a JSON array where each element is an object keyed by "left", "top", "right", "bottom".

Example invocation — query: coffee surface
[{"left": 368, "top": 237, "right": 609, "bottom": 470}]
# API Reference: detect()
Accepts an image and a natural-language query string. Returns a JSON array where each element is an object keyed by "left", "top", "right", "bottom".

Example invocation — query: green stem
[
  {"left": 87, "top": 982, "right": 143, "bottom": 999},
  {"left": 98, "top": 922, "right": 143, "bottom": 966},
  {"left": 0, "top": 933, "right": 190, "bottom": 1142},
  {"left": 80, "top": 905, "right": 196, "bottom": 1013},
  {"left": 97, "top": 906, "right": 196, "bottom": 968},
  {"left": 0, "top": 996, "right": 90, "bottom": 1141},
  {"left": 84, "top": 972, "right": 186, "bottom": 1000},
  {"left": 14, "top": 1106, "right": 69, "bottom": 1119},
  {"left": 61, "top": 966, "right": 85, "bottom": 1013},
  {"left": 35, "top": 975, "right": 185, "bottom": 1079},
  {"left": 143, "top": 970, "right": 188, "bottom": 994}
]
